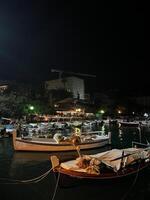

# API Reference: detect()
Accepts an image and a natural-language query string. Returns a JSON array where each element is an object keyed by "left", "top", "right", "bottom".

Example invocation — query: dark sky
[{"left": 0, "top": 0, "right": 149, "bottom": 92}]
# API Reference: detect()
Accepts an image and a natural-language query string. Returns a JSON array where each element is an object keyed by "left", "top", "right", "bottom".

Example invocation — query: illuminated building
[{"left": 45, "top": 76, "right": 85, "bottom": 99}]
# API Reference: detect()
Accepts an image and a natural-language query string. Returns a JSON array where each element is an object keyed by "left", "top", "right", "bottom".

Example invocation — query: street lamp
[
  {"left": 29, "top": 105, "right": 34, "bottom": 111},
  {"left": 144, "top": 113, "right": 148, "bottom": 118},
  {"left": 118, "top": 110, "right": 122, "bottom": 114},
  {"left": 100, "top": 110, "right": 105, "bottom": 114}
]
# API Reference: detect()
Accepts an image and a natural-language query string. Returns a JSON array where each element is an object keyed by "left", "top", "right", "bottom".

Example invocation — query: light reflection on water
[{"left": 0, "top": 126, "right": 150, "bottom": 200}]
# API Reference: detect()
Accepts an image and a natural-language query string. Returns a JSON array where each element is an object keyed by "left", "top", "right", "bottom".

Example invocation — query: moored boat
[
  {"left": 50, "top": 146, "right": 150, "bottom": 181},
  {"left": 119, "top": 121, "right": 140, "bottom": 128},
  {"left": 12, "top": 130, "right": 111, "bottom": 152}
]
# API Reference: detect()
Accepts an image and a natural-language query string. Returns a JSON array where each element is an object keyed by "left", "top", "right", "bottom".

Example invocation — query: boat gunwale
[{"left": 15, "top": 137, "right": 109, "bottom": 146}]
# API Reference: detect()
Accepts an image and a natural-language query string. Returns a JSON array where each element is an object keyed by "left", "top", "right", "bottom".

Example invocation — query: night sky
[{"left": 0, "top": 1, "right": 149, "bottom": 92}]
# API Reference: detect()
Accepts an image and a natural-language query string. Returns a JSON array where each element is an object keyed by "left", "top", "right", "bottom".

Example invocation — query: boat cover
[{"left": 60, "top": 148, "right": 150, "bottom": 173}]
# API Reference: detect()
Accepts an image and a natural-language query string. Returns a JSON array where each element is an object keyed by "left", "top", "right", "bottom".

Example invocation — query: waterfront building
[{"left": 45, "top": 76, "right": 85, "bottom": 100}]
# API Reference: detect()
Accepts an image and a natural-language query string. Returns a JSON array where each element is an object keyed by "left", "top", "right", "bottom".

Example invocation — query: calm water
[{"left": 0, "top": 126, "right": 150, "bottom": 200}]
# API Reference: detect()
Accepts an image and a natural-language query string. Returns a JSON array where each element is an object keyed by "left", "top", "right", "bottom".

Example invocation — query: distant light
[
  {"left": 44, "top": 116, "right": 48, "bottom": 121},
  {"left": 29, "top": 106, "right": 34, "bottom": 110},
  {"left": 118, "top": 110, "right": 122, "bottom": 114},
  {"left": 100, "top": 110, "right": 105, "bottom": 114},
  {"left": 144, "top": 113, "right": 148, "bottom": 117},
  {"left": 76, "top": 108, "right": 81, "bottom": 112},
  {"left": 132, "top": 112, "right": 135, "bottom": 115}
]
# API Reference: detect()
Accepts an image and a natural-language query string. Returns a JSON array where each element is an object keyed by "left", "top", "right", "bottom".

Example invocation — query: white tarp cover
[{"left": 61, "top": 148, "right": 150, "bottom": 173}]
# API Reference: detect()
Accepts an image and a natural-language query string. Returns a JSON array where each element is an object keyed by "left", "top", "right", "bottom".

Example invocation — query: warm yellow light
[
  {"left": 44, "top": 116, "right": 48, "bottom": 121},
  {"left": 76, "top": 108, "right": 81, "bottom": 112},
  {"left": 118, "top": 110, "right": 122, "bottom": 114}
]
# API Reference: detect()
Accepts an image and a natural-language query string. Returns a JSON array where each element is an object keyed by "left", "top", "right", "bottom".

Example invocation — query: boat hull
[
  {"left": 53, "top": 162, "right": 149, "bottom": 188},
  {"left": 14, "top": 139, "right": 109, "bottom": 152},
  {"left": 56, "top": 161, "right": 150, "bottom": 180},
  {"left": 12, "top": 131, "right": 111, "bottom": 152}
]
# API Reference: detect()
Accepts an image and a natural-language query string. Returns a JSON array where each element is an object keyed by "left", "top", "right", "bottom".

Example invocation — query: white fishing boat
[{"left": 12, "top": 130, "right": 111, "bottom": 152}]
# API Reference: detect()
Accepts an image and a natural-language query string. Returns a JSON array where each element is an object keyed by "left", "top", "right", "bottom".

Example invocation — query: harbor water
[{"left": 0, "top": 126, "right": 150, "bottom": 200}]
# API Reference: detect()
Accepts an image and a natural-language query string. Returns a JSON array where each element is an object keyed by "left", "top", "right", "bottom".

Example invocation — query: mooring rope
[
  {"left": 1, "top": 166, "right": 62, "bottom": 200},
  {"left": 50, "top": 172, "right": 60, "bottom": 200},
  {"left": 0, "top": 167, "right": 53, "bottom": 184},
  {"left": 121, "top": 161, "right": 141, "bottom": 200}
]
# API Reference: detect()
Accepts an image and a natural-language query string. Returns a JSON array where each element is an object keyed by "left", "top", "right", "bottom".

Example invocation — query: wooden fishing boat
[
  {"left": 12, "top": 130, "right": 111, "bottom": 152},
  {"left": 51, "top": 147, "right": 150, "bottom": 180}
]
